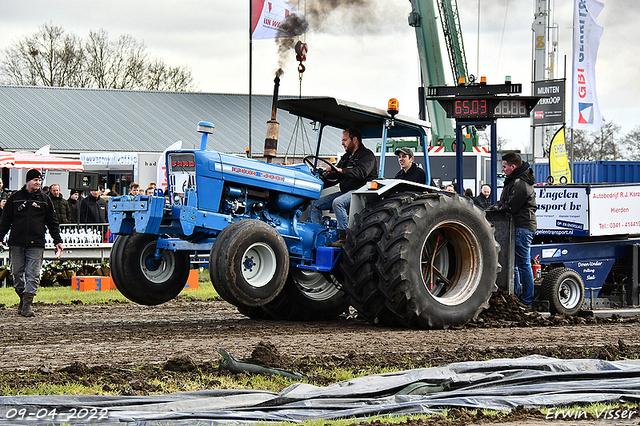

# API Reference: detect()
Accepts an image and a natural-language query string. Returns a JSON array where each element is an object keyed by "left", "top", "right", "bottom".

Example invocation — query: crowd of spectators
[{"left": 0, "top": 179, "right": 158, "bottom": 226}]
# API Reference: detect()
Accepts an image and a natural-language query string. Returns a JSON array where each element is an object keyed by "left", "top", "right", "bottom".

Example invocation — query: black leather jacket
[
  {"left": 490, "top": 162, "right": 537, "bottom": 232},
  {"left": 0, "top": 186, "right": 62, "bottom": 247},
  {"left": 326, "top": 145, "right": 378, "bottom": 193}
]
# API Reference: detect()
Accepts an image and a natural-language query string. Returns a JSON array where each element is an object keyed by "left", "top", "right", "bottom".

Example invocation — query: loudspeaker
[{"left": 68, "top": 172, "right": 100, "bottom": 191}]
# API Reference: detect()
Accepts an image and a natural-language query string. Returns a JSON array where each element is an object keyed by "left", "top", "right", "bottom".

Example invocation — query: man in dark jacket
[
  {"left": 0, "top": 169, "right": 64, "bottom": 317},
  {"left": 79, "top": 189, "right": 107, "bottom": 223},
  {"left": 473, "top": 184, "right": 492, "bottom": 210},
  {"left": 309, "top": 128, "right": 377, "bottom": 247},
  {"left": 394, "top": 147, "right": 426, "bottom": 184},
  {"left": 488, "top": 152, "right": 537, "bottom": 307},
  {"left": 48, "top": 183, "right": 72, "bottom": 224},
  {"left": 67, "top": 190, "right": 80, "bottom": 223}
]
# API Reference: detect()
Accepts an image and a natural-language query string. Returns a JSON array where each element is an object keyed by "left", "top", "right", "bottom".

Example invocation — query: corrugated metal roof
[{"left": 0, "top": 85, "right": 343, "bottom": 156}]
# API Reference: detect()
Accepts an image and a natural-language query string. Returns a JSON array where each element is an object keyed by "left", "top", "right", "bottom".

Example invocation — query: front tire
[
  {"left": 114, "top": 233, "right": 190, "bottom": 305},
  {"left": 214, "top": 220, "right": 289, "bottom": 307},
  {"left": 541, "top": 267, "right": 585, "bottom": 315}
]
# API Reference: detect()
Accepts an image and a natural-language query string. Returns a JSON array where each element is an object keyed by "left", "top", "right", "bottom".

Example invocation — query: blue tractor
[{"left": 108, "top": 97, "right": 500, "bottom": 328}]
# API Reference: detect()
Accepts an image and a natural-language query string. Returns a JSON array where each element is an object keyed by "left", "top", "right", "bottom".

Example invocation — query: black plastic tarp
[{"left": 2, "top": 355, "right": 640, "bottom": 425}]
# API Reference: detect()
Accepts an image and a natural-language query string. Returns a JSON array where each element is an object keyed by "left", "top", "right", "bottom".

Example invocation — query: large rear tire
[
  {"left": 344, "top": 193, "right": 499, "bottom": 329},
  {"left": 114, "top": 233, "right": 190, "bottom": 305},
  {"left": 214, "top": 219, "right": 289, "bottom": 307},
  {"left": 341, "top": 193, "right": 416, "bottom": 326},
  {"left": 261, "top": 268, "right": 349, "bottom": 321},
  {"left": 541, "top": 267, "right": 585, "bottom": 316}
]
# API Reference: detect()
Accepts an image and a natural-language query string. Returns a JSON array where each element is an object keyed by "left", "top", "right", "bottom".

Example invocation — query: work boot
[
  {"left": 15, "top": 289, "right": 24, "bottom": 315},
  {"left": 328, "top": 229, "right": 346, "bottom": 248},
  {"left": 21, "top": 293, "right": 35, "bottom": 317}
]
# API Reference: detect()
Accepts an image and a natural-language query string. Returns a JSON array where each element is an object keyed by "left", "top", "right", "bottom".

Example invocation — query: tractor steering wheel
[{"left": 303, "top": 155, "right": 340, "bottom": 184}]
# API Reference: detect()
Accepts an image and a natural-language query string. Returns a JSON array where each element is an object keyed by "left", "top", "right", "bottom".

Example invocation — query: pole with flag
[
  {"left": 249, "top": 0, "right": 308, "bottom": 159},
  {"left": 571, "top": 0, "right": 604, "bottom": 131}
]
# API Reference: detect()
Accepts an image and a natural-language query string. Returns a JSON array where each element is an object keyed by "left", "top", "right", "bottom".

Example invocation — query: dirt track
[
  {"left": 2, "top": 298, "right": 640, "bottom": 372},
  {"left": 3, "top": 297, "right": 640, "bottom": 425}
]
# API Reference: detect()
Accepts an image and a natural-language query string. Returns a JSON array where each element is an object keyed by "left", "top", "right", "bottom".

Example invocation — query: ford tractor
[{"left": 108, "top": 97, "right": 500, "bottom": 329}]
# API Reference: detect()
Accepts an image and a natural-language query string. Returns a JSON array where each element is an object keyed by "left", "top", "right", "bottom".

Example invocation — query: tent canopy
[{"left": 0, "top": 152, "right": 84, "bottom": 171}]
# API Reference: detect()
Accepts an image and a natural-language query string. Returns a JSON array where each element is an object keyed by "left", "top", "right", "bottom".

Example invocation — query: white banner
[
  {"left": 251, "top": 0, "right": 307, "bottom": 40},
  {"left": 571, "top": 0, "right": 604, "bottom": 130},
  {"left": 157, "top": 141, "right": 182, "bottom": 191}
]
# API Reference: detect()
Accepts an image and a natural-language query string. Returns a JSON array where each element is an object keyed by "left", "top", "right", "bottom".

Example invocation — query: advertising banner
[
  {"left": 535, "top": 186, "right": 589, "bottom": 236},
  {"left": 571, "top": 0, "right": 604, "bottom": 130},
  {"left": 589, "top": 186, "right": 640, "bottom": 236},
  {"left": 532, "top": 79, "right": 565, "bottom": 126},
  {"left": 251, "top": 0, "right": 307, "bottom": 39},
  {"left": 549, "top": 127, "right": 572, "bottom": 184}
]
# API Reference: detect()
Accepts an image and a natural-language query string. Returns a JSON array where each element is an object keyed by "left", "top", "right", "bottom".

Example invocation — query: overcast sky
[{"left": 1, "top": 0, "right": 638, "bottom": 153}]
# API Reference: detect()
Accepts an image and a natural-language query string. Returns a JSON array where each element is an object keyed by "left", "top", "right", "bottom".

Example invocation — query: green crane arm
[{"left": 408, "top": 0, "right": 472, "bottom": 149}]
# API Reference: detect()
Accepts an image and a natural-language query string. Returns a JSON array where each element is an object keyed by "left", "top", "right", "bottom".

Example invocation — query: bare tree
[
  {"left": 145, "top": 57, "right": 194, "bottom": 91},
  {"left": 566, "top": 118, "right": 622, "bottom": 161},
  {"left": 85, "top": 30, "right": 147, "bottom": 89},
  {"left": 1, "top": 23, "right": 195, "bottom": 91},
  {"left": 478, "top": 129, "right": 509, "bottom": 152},
  {"left": 1, "top": 23, "right": 85, "bottom": 87},
  {"left": 619, "top": 125, "right": 640, "bottom": 161}
]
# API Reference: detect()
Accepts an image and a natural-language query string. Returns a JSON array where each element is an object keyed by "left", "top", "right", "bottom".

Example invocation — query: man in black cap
[
  {"left": 0, "top": 169, "right": 64, "bottom": 317},
  {"left": 394, "top": 147, "right": 426, "bottom": 184}
]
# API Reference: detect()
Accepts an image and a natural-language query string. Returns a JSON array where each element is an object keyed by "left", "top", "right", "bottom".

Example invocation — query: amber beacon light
[{"left": 387, "top": 98, "right": 399, "bottom": 118}]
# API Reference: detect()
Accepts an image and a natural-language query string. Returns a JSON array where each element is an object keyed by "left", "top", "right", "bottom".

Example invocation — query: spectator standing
[
  {"left": 129, "top": 182, "right": 140, "bottom": 196},
  {"left": 0, "top": 178, "right": 8, "bottom": 200},
  {"left": 48, "top": 183, "right": 72, "bottom": 224},
  {"left": 0, "top": 169, "right": 63, "bottom": 317},
  {"left": 464, "top": 188, "right": 474, "bottom": 198},
  {"left": 488, "top": 152, "right": 537, "bottom": 308},
  {"left": 67, "top": 190, "right": 80, "bottom": 223},
  {"left": 79, "top": 189, "right": 107, "bottom": 223},
  {"left": 393, "top": 147, "right": 426, "bottom": 184},
  {"left": 473, "top": 184, "right": 492, "bottom": 210}
]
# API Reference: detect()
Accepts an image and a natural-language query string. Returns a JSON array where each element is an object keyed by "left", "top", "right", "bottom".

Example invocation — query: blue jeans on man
[
  {"left": 10, "top": 246, "right": 45, "bottom": 296},
  {"left": 309, "top": 190, "right": 354, "bottom": 230},
  {"left": 514, "top": 227, "right": 535, "bottom": 305}
]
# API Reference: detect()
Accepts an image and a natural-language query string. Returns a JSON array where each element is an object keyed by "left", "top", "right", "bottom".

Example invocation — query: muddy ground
[{"left": 2, "top": 292, "right": 640, "bottom": 425}]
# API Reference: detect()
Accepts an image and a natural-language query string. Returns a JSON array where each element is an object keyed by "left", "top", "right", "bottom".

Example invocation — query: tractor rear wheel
[
  {"left": 261, "top": 268, "right": 348, "bottom": 320},
  {"left": 115, "top": 233, "right": 190, "bottom": 305},
  {"left": 214, "top": 219, "right": 289, "bottom": 307},
  {"left": 341, "top": 193, "right": 419, "bottom": 326},
  {"left": 344, "top": 193, "right": 499, "bottom": 329},
  {"left": 541, "top": 267, "right": 585, "bottom": 316}
]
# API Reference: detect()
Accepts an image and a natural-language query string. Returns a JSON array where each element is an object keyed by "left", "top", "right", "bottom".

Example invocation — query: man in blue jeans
[
  {"left": 0, "top": 169, "right": 64, "bottom": 317},
  {"left": 309, "top": 128, "right": 377, "bottom": 247},
  {"left": 489, "top": 153, "right": 537, "bottom": 307}
]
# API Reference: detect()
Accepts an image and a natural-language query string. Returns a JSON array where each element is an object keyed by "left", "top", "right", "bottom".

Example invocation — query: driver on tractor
[{"left": 309, "top": 128, "right": 377, "bottom": 247}]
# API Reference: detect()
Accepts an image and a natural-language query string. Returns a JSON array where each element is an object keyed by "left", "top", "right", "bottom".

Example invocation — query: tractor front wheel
[
  {"left": 113, "top": 233, "right": 190, "bottom": 305},
  {"left": 214, "top": 219, "right": 289, "bottom": 307}
]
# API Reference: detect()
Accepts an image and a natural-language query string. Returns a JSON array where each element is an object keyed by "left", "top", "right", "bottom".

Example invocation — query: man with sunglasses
[{"left": 0, "top": 169, "right": 64, "bottom": 317}]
